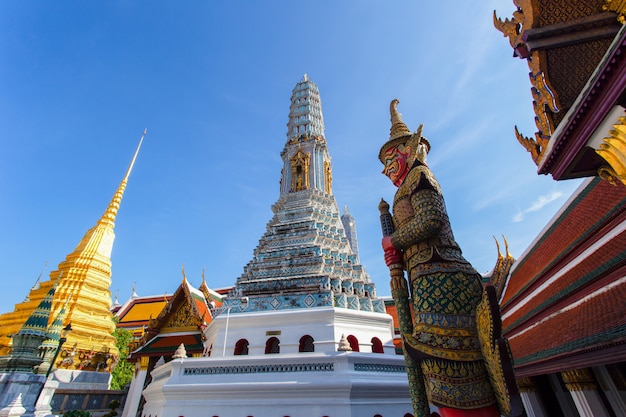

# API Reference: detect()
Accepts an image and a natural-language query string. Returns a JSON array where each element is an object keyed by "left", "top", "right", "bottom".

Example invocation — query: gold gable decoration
[
  {"left": 163, "top": 301, "right": 198, "bottom": 331},
  {"left": 142, "top": 271, "right": 210, "bottom": 338}
]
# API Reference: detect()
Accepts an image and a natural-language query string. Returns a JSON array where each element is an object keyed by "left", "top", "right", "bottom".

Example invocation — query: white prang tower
[{"left": 140, "top": 75, "right": 412, "bottom": 417}]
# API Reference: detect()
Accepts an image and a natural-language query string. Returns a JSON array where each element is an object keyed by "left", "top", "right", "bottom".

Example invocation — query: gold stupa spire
[
  {"left": 49, "top": 129, "right": 147, "bottom": 368},
  {"left": 0, "top": 130, "right": 147, "bottom": 368},
  {"left": 100, "top": 128, "right": 146, "bottom": 227}
]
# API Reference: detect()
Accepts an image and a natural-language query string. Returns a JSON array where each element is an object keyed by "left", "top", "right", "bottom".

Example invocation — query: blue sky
[{"left": 0, "top": 1, "right": 583, "bottom": 311}]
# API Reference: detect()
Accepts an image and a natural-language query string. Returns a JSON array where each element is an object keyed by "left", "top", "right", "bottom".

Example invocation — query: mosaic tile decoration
[{"left": 183, "top": 362, "right": 334, "bottom": 375}]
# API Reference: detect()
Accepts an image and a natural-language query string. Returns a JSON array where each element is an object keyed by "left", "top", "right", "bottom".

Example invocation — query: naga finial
[{"left": 493, "top": 236, "right": 503, "bottom": 259}]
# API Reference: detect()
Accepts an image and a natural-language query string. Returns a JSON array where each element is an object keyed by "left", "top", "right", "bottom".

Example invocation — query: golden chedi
[{"left": 0, "top": 131, "right": 146, "bottom": 373}]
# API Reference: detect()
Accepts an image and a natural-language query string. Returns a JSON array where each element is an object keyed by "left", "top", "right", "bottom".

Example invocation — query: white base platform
[{"left": 142, "top": 351, "right": 413, "bottom": 417}]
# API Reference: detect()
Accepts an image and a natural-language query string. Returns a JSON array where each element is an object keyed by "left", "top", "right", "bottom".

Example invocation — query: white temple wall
[{"left": 205, "top": 307, "right": 395, "bottom": 357}]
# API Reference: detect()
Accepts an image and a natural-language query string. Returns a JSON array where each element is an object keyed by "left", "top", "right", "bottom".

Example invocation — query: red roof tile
[
  {"left": 507, "top": 277, "right": 626, "bottom": 367},
  {"left": 502, "top": 179, "right": 626, "bottom": 308}
]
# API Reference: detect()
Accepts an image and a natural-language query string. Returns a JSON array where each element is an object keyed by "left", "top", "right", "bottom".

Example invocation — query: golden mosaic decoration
[
  {"left": 561, "top": 368, "right": 598, "bottom": 391},
  {"left": 290, "top": 149, "right": 310, "bottom": 191},
  {"left": 597, "top": 115, "right": 626, "bottom": 186},
  {"left": 476, "top": 286, "right": 522, "bottom": 416},
  {"left": 165, "top": 304, "right": 197, "bottom": 329},
  {"left": 139, "top": 355, "right": 150, "bottom": 371},
  {"left": 324, "top": 160, "right": 333, "bottom": 195},
  {"left": 604, "top": 0, "right": 626, "bottom": 23},
  {"left": 515, "top": 377, "right": 535, "bottom": 393},
  {"left": 492, "top": 0, "right": 533, "bottom": 50}
]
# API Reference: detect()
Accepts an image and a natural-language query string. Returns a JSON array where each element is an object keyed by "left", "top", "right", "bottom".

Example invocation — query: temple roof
[
  {"left": 115, "top": 295, "right": 171, "bottom": 329},
  {"left": 40, "top": 298, "right": 69, "bottom": 350},
  {"left": 500, "top": 177, "right": 626, "bottom": 376},
  {"left": 126, "top": 275, "right": 228, "bottom": 361},
  {"left": 539, "top": 24, "right": 626, "bottom": 180},
  {"left": 483, "top": 237, "right": 515, "bottom": 300},
  {"left": 494, "top": 1, "right": 626, "bottom": 183},
  {"left": 132, "top": 333, "right": 204, "bottom": 357}
]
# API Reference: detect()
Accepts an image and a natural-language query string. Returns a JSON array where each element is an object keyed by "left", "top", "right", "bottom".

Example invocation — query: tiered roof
[
  {"left": 495, "top": 1, "right": 626, "bottom": 182},
  {"left": 496, "top": 0, "right": 626, "bottom": 379},
  {"left": 501, "top": 178, "right": 626, "bottom": 376},
  {"left": 127, "top": 275, "right": 224, "bottom": 360},
  {"left": 115, "top": 294, "right": 171, "bottom": 338}
]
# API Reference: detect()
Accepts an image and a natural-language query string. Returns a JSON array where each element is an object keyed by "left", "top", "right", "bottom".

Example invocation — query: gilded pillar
[
  {"left": 138, "top": 356, "right": 149, "bottom": 371},
  {"left": 561, "top": 368, "right": 610, "bottom": 417},
  {"left": 121, "top": 357, "right": 150, "bottom": 417},
  {"left": 516, "top": 377, "right": 548, "bottom": 417}
]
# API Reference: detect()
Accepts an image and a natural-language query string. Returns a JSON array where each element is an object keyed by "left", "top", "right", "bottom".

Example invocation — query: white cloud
[{"left": 512, "top": 191, "right": 563, "bottom": 222}]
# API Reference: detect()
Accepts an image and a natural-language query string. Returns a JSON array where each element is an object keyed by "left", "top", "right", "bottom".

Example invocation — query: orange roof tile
[{"left": 119, "top": 301, "right": 167, "bottom": 323}]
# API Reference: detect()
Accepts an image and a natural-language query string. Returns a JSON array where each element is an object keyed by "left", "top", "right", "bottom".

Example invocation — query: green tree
[{"left": 110, "top": 327, "right": 134, "bottom": 390}]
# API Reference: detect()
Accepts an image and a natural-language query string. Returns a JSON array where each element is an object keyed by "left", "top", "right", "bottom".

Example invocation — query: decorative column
[
  {"left": 593, "top": 366, "right": 626, "bottom": 416},
  {"left": 516, "top": 377, "right": 547, "bottom": 417},
  {"left": 120, "top": 356, "right": 150, "bottom": 417},
  {"left": 561, "top": 368, "right": 610, "bottom": 417}
]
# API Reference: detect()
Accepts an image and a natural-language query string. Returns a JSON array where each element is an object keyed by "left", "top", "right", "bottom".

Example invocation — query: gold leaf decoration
[
  {"left": 604, "top": 0, "right": 626, "bottom": 23},
  {"left": 596, "top": 116, "right": 626, "bottom": 185}
]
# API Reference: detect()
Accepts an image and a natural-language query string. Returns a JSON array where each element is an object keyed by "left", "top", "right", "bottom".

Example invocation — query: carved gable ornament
[
  {"left": 164, "top": 301, "right": 198, "bottom": 330},
  {"left": 494, "top": 0, "right": 560, "bottom": 166}
]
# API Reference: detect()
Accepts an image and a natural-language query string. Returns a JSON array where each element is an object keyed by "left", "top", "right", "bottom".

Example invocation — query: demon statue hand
[{"left": 379, "top": 99, "right": 519, "bottom": 417}]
